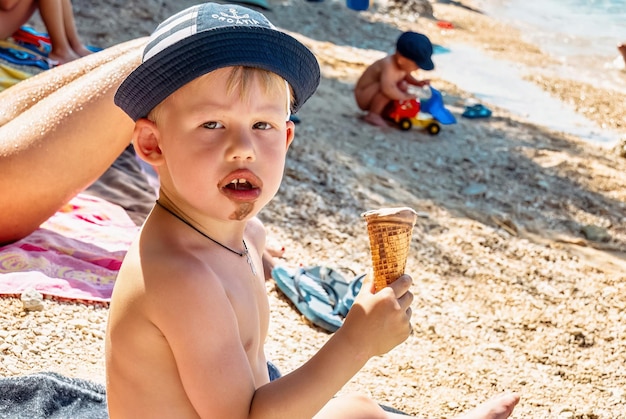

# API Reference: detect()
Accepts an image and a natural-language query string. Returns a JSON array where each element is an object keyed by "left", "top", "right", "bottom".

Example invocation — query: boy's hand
[{"left": 341, "top": 274, "right": 413, "bottom": 358}]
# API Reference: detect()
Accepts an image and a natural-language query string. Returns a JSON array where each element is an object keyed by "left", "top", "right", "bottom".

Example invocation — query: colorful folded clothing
[
  {"left": 11, "top": 25, "right": 103, "bottom": 57},
  {"left": 0, "top": 40, "right": 52, "bottom": 70}
]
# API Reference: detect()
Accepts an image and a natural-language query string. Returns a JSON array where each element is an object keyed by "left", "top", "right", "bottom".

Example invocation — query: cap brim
[{"left": 419, "top": 57, "right": 434, "bottom": 71}]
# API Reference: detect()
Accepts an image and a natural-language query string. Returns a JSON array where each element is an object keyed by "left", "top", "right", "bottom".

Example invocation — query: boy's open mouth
[
  {"left": 225, "top": 178, "right": 255, "bottom": 191},
  {"left": 220, "top": 171, "right": 262, "bottom": 202}
]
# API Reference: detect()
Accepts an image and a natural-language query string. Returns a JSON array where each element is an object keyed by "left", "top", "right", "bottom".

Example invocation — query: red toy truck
[
  {"left": 382, "top": 87, "right": 456, "bottom": 135},
  {"left": 383, "top": 98, "right": 440, "bottom": 134}
]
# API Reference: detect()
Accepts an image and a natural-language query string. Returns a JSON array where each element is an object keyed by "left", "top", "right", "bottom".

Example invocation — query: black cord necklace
[{"left": 155, "top": 200, "right": 257, "bottom": 275}]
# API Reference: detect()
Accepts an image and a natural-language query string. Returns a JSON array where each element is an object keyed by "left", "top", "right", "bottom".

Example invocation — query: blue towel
[
  {"left": 0, "top": 372, "right": 107, "bottom": 419},
  {"left": 0, "top": 367, "right": 407, "bottom": 416},
  {"left": 0, "top": 362, "right": 281, "bottom": 418}
]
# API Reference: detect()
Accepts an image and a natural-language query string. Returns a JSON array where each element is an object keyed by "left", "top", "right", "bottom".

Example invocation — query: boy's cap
[
  {"left": 396, "top": 31, "right": 434, "bottom": 71},
  {"left": 115, "top": 2, "right": 321, "bottom": 121}
]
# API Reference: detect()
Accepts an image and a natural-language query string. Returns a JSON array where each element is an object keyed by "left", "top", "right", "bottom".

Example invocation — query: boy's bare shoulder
[
  {"left": 111, "top": 231, "right": 244, "bottom": 353},
  {"left": 115, "top": 227, "right": 228, "bottom": 308},
  {"left": 366, "top": 56, "right": 388, "bottom": 72}
]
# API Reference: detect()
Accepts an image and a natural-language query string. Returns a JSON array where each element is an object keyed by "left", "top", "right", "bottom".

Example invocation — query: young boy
[
  {"left": 106, "top": 3, "right": 519, "bottom": 418},
  {"left": 354, "top": 31, "right": 434, "bottom": 128}
]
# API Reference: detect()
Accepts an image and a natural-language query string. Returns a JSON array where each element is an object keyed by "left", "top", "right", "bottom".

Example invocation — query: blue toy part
[
  {"left": 462, "top": 103, "right": 492, "bottom": 119},
  {"left": 420, "top": 87, "right": 456, "bottom": 125},
  {"left": 433, "top": 44, "right": 451, "bottom": 55}
]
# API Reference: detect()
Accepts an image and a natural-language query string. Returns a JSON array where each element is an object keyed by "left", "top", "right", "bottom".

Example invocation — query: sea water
[
  {"left": 476, "top": 0, "right": 626, "bottom": 89},
  {"left": 431, "top": 0, "right": 625, "bottom": 145},
  {"left": 475, "top": 0, "right": 625, "bottom": 60}
]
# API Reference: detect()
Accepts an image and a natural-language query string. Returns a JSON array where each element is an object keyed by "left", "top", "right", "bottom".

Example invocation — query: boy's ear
[
  {"left": 285, "top": 120, "right": 295, "bottom": 150},
  {"left": 132, "top": 118, "right": 164, "bottom": 165}
]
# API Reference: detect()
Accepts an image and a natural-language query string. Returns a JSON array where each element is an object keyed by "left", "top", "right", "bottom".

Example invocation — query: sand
[{"left": 1, "top": 0, "right": 625, "bottom": 417}]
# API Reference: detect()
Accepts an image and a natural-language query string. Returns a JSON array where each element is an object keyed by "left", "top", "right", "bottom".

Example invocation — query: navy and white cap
[
  {"left": 396, "top": 32, "right": 434, "bottom": 71},
  {"left": 115, "top": 2, "right": 321, "bottom": 121}
]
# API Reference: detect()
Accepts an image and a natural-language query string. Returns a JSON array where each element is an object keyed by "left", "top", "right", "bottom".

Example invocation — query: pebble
[{"left": 20, "top": 288, "right": 44, "bottom": 311}]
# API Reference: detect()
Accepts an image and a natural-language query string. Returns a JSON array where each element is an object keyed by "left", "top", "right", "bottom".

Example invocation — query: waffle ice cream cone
[{"left": 362, "top": 207, "right": 417, "bottom": 292}]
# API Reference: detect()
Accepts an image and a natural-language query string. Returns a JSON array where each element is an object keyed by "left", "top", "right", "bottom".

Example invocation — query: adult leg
[
  {"left": 37, "top": 0, "right": 83, "bottom": 63},
  {"left": 0, "top": 38, "right": 147, "bottom": 244},
  {"left": 0, "top": 0, "right": 37, "bottom": 39},
  {"left": 60, "top": 0, "right": 91, "bottom": 57},
  {"left": 0, "top": 37, "right": 145, "bottom": 126}
]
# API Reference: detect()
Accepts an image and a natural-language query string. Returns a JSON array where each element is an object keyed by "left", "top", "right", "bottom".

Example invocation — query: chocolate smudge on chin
[{"left": 230, "top": 203, "right": 254, "bottom": 220}]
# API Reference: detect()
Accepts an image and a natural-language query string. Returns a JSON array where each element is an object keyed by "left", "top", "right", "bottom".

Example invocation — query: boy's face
[
  {"left": 139, "top": 67, "right": 294, "bottom": 222},
  {"left": 395, "top": 54, "right": 419, "bottom": 73}
]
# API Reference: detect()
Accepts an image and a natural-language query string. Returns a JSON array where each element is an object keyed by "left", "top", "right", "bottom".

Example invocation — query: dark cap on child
[{"left": 396, "top": 31, "right": 434, "bottom": 71}]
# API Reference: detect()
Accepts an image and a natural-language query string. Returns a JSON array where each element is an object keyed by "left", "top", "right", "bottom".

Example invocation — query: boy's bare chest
[{"left": 224, "top": 272, "right": 271, "bottom": 347}]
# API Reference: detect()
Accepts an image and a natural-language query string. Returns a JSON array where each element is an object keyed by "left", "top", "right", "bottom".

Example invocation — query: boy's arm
[
  {"left": 249, "top": 275, "right": 414, "bottom": 418},
  {"left": 405, "top": 72, "right": 430, "bottom": 87},
  {"left": 152, "top": 264, "right": 260, "bottom": 418},
  {"left": 380, "top": 61, "right": 415, "bottom": 101}
]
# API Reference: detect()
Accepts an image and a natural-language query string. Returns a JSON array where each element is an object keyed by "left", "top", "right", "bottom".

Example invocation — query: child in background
[
  {"left": 0, "top": 0, "right": 92, "bottom": 64},
  {"left": 106, "top": 3, "right": 519, "bottom": 417},
  {"left": 354, "top": 31, "right": 434, "bottom": 127}
]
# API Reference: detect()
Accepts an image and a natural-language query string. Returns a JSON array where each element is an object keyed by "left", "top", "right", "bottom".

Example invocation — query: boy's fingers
[
  {"left": 389, "top": 274, "right": 412, "bottom": 297},
  {"left": 360, "top": 274, "right": 375, "bottom": 294},
  {"left": 398, "top": 289, "right": 414, "bottom": 310}
]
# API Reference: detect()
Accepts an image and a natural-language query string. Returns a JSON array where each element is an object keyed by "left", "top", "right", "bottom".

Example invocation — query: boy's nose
[{"left": 226, "top": 130, "right": 256, "bottom": 162}]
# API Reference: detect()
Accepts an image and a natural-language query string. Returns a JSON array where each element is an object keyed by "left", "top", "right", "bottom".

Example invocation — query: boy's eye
[
  {"left": 202, "top": 121, "right": 223, "bottom": 129},
  {"left": 253, "top": 122, "right": 272, "bottom": 130}
]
